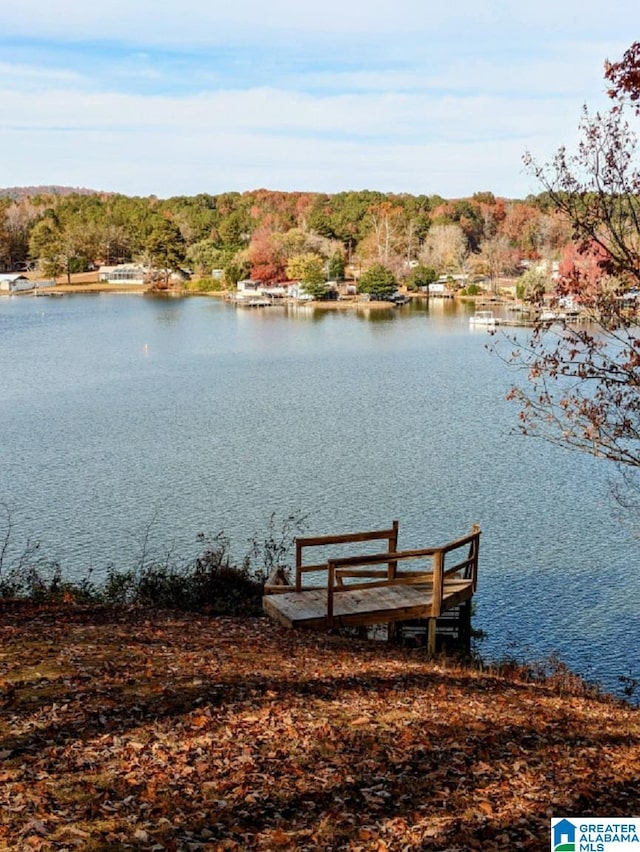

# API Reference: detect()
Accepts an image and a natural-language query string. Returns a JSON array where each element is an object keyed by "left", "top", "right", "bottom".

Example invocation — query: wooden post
[
  {"left": 427, "top": 618, "right": 437, "bottom": 655},
  {"left": 460, "top": 601, "right": 472, "bottom": 654},
  {"left": 387, "top": 520, "right": 400, "bottom": 641},
  {"left": 327, "top": 560, "right": 335, "bottom": 628},
  {"left": 425, "top": 549, "right": 445, "bottom": 655},
  {"left": 264, "top": 567, "right": 291, "bottom": 595},
  {"left": 432, "top": 549, "right": 444, "bottom": 619},
  {"left": 295, "top": 539, "right": 303, "bottom": 592},
  {"left": 387, "top": 519, "right": 399, "bottom": 580},
  {"left": 470, "top": 523, "right": 480, "bottom": 591}
]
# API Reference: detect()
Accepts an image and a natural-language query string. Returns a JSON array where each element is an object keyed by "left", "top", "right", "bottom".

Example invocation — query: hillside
[
  {"left": 0, "top": 185, "right": 101, "bottom": 200},
  {"left": 1, "top": 605, "right": 638, "bottom": 850}
]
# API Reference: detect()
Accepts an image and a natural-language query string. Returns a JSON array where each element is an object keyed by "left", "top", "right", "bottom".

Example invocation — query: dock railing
[
  {"left": 295, "top": 521, "right": 399, "bottom": 592},
  {"left": 325, "top": 524, "right": 480, "bottom": 628}
]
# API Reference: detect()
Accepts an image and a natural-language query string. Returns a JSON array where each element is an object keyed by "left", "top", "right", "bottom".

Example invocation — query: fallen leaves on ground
[{"left": 0, "top": 604, "right": 638, "bottom": 850}]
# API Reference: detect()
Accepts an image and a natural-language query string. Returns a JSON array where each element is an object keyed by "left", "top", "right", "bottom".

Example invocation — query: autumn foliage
[
  {"left": 1, "top": 605, "right": 639, "bottom": 851},
  {"left": 1, "top": 182, "right": 571, "bottom": 289}
]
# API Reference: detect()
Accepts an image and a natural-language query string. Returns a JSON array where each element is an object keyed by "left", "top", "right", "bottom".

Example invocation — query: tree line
[{"left": 0, "top": 186, "right": 573, "bottom": 292}]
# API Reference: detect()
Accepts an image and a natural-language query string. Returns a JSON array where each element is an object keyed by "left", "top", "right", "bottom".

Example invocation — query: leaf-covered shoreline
[{"left": 1, "top": 606, "right": 639, "bottom": 850}]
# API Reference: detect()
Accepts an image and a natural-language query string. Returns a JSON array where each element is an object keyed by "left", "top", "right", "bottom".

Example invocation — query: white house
[
  {"left": 287, "top": 283, "right": 314, "bottom": 301},
  {"left": 425, "top": 281, "right": 447, "bottom": 296},
  {"left": 237, "top": 279, "right": 263, "bottom": 294}
]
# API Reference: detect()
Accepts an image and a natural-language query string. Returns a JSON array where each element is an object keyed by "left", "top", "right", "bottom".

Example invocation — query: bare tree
[
  {"left": 419, "top": 223, "right": 468, "bottom": 275},
  {"left": 500, "top": 43, "right": 640, "bottom": 476}
]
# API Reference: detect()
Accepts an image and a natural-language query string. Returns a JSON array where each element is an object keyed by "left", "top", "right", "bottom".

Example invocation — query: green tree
[
  {"left": 217, "top": 209, "right": 251, "bottom": 250},
  {"left": 165, "top": 193, "right": 218, "bottom": 244},
  {"left": 307, "top": 195, "right": 334, "bottom": 238},
  {"left": 287, "top": 253, "right": 328, "bottom": 299},
  {"left": 0, "top": 200, "right": 12, "bottom": 271},
  {"left": 28, "top": 216, "right": 91, "bottom": 282},
  {"left": 224, "top": 254, "right": 251, "bottom": 287},
  {"left": 28, "top": 217, "right": 65, "bottom": 279},
  {"left": 144, "top": 218, "right": 186, "bottom": 285},
  {"left": 357, "top": 263, "right": 397, "bottom": 298},
  {"left": 328, "top": 252, "right": 345, "bottom": 281},
  {"left": 186, "top": 239, "right": 224, "bottom": 277},
  {"left": 405, "top": 264, "right": 437, "bottom": 291}
]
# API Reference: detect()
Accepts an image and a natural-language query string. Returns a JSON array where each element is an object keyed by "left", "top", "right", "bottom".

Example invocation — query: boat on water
[
  {"left": 469, "top": 310, "right": 501, "bottom": 327},
  {"left": 539, "top": 308, "right": 581, "bottom": 323}
]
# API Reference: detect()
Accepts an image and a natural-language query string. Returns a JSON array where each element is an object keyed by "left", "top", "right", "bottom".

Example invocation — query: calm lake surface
[{"left": 1, "top": 293, "right": 638, "bottom": 696}]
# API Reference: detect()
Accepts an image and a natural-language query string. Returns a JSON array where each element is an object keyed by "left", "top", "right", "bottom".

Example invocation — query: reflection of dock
[
  {"left": 263, "top": 522, "right": 480, "bottom": 654},
  {"left": 233, "top": 296, "right": 273, "bottom": 307},
  {"left": 499, "top": 316, "right": 537, "bottom": 327}
]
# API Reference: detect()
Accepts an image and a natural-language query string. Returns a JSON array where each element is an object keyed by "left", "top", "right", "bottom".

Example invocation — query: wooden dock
[{"left": 263, "top": 523, "right": 480, "bottom": 653}]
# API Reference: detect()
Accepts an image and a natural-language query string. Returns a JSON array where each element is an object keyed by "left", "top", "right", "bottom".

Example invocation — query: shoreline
[
  {"left": 2, "top": 278, "right": 438, "bottom": 307},
  {"left": 0, "top": 287, "right": 413, "bottom": 307},
  {"left": 2, "top": 271, "right": 498, "bottom": 306}
]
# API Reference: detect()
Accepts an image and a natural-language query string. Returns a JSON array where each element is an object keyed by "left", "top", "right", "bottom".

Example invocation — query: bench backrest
[{"left": 295, "top": 521, "right": 399, "bottom": 592}]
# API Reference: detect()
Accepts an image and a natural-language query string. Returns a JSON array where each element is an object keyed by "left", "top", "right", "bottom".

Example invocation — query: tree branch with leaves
[{"left": 500, "top": 43, "right": 640, "bottom": 475}]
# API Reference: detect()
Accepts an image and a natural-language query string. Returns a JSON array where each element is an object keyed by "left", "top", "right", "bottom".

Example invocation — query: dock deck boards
[{"left": 263, "top": 578, "right": 474, "bottom": 630}]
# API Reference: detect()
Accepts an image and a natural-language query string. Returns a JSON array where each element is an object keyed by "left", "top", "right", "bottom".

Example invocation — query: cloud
[
  {"left": 1, "top": 118, "right": 535, "bottom": 199},
  {"left": 3, "top": 0, "right": 639, "bottom": 45},
  {"left": 0, "top": 61, "right": 82, "bottom": 89},
  {"left": 0, "top": 0, "right": 637, "bottom": 197},
  {"left": 0, "top": 78, "right": 587, "bottom": 198}
]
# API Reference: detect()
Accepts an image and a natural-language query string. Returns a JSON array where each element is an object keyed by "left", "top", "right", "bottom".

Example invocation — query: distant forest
[
  {"left": 0, "top": 185, "right": 573, "bottom": 290},
  {"left": 0, "top": 185, "right": 99, "bottom": 201}
]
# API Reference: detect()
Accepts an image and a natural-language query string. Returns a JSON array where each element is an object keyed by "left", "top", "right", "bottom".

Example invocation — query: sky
[{"left": 1, "top": 0, "right": 638, "bottom": 200}]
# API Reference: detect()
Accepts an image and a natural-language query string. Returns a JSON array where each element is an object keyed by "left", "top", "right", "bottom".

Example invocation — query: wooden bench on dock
[{"left": 263, "top": 522, "right": 480, "bottom": 654}]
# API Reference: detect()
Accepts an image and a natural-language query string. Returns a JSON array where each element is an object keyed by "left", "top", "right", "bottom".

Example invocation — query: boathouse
[{"left": 0, "top": 274, "right": 32, "bottom": 293}]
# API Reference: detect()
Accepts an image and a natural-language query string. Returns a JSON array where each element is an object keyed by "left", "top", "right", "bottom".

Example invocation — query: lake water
[{"left": 1, "top": 293, "right": 638, "bottom": 697}]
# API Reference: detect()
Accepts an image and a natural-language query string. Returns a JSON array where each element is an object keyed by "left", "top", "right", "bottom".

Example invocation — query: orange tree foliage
[
  {"left": 248, "top": 229, "right": 288, "bottom": 284},
  {"left": 1, "top": 605, "right": 639, "bottom": 851}
]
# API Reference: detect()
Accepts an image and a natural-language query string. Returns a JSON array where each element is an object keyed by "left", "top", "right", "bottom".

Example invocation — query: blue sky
[{"left": 1, "top": 0, "right": 638, "bottom": 199}]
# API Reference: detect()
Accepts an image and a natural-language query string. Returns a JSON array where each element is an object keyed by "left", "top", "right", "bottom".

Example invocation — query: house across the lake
[{"left": 98, "top": 264, "right": 147, "bottom": 284}]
